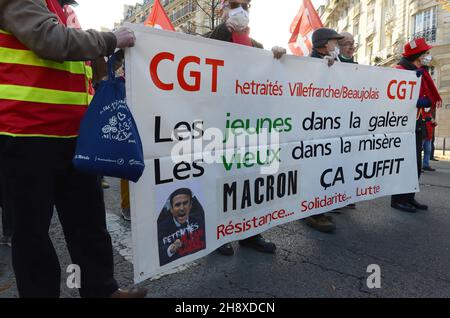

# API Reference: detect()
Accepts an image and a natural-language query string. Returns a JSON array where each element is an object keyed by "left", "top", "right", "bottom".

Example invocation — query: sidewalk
[
  {"left": 433, "top": 150, "right": 450, "bottom": 161},
  {"left": 1, "top": 161, "right": 450, "bottom": 297}
]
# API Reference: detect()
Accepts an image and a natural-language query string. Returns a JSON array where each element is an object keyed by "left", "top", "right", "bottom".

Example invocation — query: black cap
[
  {"left": 312, "top": 28, "right": 345, "bottom": 48},
  {"left": 59, "top": 0, "right": 78, "bottom": 6}
]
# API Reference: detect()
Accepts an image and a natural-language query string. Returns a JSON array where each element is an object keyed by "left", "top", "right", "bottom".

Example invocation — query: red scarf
[
  {"left": 419, "top": 67, "right": 442, "bottom": 108},
  {"left": 232, "top": 30, "right": 252, "bottom": 47}
]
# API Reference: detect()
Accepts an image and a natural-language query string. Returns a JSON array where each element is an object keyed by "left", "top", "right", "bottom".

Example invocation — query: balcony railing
[
  {"left": 169, "top": 4, "right": 197, "bottom": 23},
  {"left": 412, "top": 27, "right": 437, "bottom": 43}
]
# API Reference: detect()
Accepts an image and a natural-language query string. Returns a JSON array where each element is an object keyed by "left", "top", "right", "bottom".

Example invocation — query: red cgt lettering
[
  {"left": 387, "top": 79, "right": 417, "bottom": 100},
  {"left": 150, "top": 52, "right": 224, "bottom": 93}
]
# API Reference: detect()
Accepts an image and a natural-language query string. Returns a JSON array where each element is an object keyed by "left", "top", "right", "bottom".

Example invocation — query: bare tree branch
[
  {"left": 192, "top": 23, "right": 213, "bottom": 30},
  {"left": 192, "top": 0, "right": 213, "bottom": 20},
  {"left": 180, "top": 0, "right": 222, "bottom": 33}
]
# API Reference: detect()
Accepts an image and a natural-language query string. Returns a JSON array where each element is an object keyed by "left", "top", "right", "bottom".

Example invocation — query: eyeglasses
[
  {"left": 226, "top": 2, "right": 251, "bottom": 10},
  {"left": 341, "top": 42, "right": 355, "bottom": 48}
]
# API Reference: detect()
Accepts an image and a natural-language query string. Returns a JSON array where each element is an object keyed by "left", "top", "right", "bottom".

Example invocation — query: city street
[
  {"left": 1, "top": 160, "right": 449, "bottom": 298},
  {"left": 2, "top": 0, "right": 450, "bottom": 304}
]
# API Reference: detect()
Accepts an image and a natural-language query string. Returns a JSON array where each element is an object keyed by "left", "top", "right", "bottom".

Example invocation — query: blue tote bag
[{"left": 73, "top": 54, "right": 145, "bottom": 182}]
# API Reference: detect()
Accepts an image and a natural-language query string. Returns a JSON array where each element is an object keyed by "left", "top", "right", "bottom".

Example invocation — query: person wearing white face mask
[
  {"left": 226, "top": 2, "right": 250, "bottom": 33},
  {"left": 391, "top": 38, "right": 443, "bottom": 213},
  {"left": 205, "top": 0, "right": 285, "bottom": 257},
  {"left": 302, "top": 28, "right": 344, "bottom": 234},
  {"left": 206, "top": 0, "right": 286, "bottom": 59},
  {"left": 309, "top": 28, "right": 345, "bottom": 67}
]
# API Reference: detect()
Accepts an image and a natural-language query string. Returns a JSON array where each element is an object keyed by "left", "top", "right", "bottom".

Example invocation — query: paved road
[{"left": 1, "top": 160, "right": 450, "bottom": 298}]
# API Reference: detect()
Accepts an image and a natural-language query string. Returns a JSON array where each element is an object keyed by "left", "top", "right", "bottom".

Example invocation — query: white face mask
[
  {"left": 326, "top": 40, "right": 340, "bottom": 58},
  {"left": 422, "top": 54, "right": 433, "bottom": 66},
  {"left": 329, "top": 46, "right": 340, "bottom": 60},
  {"left": 227, "top": 7, "right": 250, "bottom": 31},
  {"left": 334, "top": 47, "right": 340, "bottom": 56}
]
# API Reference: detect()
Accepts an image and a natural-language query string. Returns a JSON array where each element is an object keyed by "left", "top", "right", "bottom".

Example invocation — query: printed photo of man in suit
[{"left": 157, "top": 188, "right": 206, "bottom": 266}]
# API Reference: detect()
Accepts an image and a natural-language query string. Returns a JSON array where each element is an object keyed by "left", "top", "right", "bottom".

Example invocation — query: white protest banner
[{"left": 125, "top": 24, "right": 420, "bottom": 283}]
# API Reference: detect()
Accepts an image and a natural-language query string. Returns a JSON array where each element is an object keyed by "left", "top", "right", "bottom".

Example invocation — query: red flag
[
  {"left": 45, "top": 0, "right": 68, "bottom": 25},
  {"left": 288, "top": 0, "right": 323, "bottom": 56},
  {"left": 63, "top": 5, "right": 82, "bottom": 29},
  {"left": 144, "top": 0, "right": 175, "bottom": 31}
]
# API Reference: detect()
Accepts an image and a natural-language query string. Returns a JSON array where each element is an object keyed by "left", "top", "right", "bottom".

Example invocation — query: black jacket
[
  {"left": 310, "top": 48, "right": 327, "bottom": 59},
  {"left": 206, "top": 23, "right": 264, "bottom": 49},
  {"left": 339, "top": 55, "right": 358, "bottom": 64},
  {"left": 398, "top": 57, "right": 427, "bottom": 135},
  {"left": 158, "top": 214, "right": 206, "bottom": 266}
]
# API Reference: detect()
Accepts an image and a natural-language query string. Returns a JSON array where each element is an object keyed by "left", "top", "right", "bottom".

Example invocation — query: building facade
[
  {"left": 117, "top": 0, "right": 221, "bottom": 36},
  {"left": 319, "top": 0, "right": 450, "bottom": 137}
]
